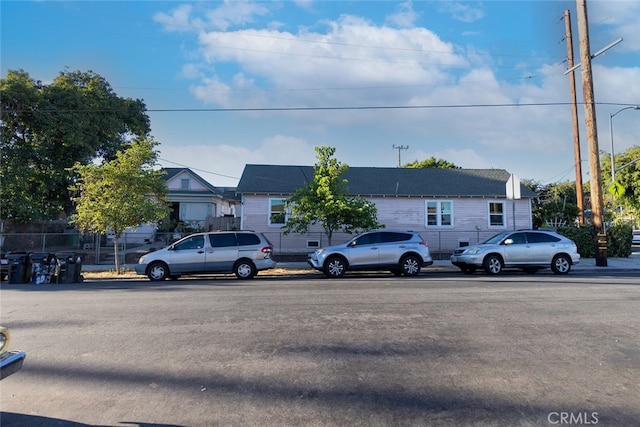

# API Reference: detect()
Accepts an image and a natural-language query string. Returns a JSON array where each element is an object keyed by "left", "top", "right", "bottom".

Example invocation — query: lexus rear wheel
[{"left": 551, "top": 254, "right": 571, "bottom": 274}]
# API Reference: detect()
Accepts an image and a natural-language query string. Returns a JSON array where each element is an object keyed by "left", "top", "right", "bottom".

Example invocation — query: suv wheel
[
  {"left": 148, "top": 262, "right": 169, "bottom": 281},
  {"left": 324, "top": 256, "right": 346, "bottom": 278},
  {"left": 234, "top": 259, "right": 256, "bottom": 279},
  {"left": 483, "top": 255, "right": 503, "bottom": 274},
  {"left": 551, "top": 254, "right": 571, "bottom": 274},
  {"left": 400, "top": 255, "right": 421, "bottom": 276}
]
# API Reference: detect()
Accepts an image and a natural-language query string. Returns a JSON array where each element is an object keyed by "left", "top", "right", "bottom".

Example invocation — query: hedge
[{"left": 557, "top": 224, "right": 632, "bottom": 258}]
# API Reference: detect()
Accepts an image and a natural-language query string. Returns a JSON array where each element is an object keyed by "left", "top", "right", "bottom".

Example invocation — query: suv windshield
[{"left": 483, "top": 232, "right": 511, "bottom": 245}]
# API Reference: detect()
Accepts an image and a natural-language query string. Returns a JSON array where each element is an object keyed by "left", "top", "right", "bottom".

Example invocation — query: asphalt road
[{"left": 1, "top": 272, "right": 639, "bottom": 427}]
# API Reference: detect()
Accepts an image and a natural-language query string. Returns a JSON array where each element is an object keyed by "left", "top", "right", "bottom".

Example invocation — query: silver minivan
[{"left": 135, "top": 231, "right": 276, "bottom": 280}]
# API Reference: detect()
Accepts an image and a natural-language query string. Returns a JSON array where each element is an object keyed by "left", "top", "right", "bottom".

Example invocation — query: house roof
[
  {"left": 236, "top": 164, "right": 537, "bottom": 198},
  {"left": 162, "top": 168, "right": 239, "bottom": 200}
]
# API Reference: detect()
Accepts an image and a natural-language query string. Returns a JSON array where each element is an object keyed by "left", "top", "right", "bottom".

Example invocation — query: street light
[{"left": 609, "top": 105, "right": 640, "bottom": 184}]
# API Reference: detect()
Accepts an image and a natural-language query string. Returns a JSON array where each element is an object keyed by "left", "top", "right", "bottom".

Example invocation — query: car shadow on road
[{"left": 0, "top": 412, "right": 185, "bottom": 427}]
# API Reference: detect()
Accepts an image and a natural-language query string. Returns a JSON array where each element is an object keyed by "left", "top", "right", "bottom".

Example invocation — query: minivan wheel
[
  {"left": 551, "top": 254, "right": 571, "bottom": 274},
  {"left": 324, "top": 256, "right": 346, "bottom": 278},
  {"left": 400, "top": 255, "right": 421, "bottom": 276},
  {"left": 148, "top": 262, "right": 169, "bottom": 281},
  {"left": 483, "top": 255, "right": 503, "bottom": 274},
  {"left": 234, "top": 260, "right": 256, "bottom": 279}
]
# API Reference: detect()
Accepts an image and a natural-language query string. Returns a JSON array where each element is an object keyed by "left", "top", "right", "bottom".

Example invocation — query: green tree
[
  {"left": 70, "top": 138, "right": 169, "bottom": 273},
  {"left": 283, "top": 146, "right": 382, "bottom": 245},
  {"left": 601, "top": 145, "right": 640, "bottom": 216},
  {"left": 403, "top": 156, "right": 458, "bottom": 169},
  {"left": 523, "top": 179, "right": 580, "bottom": 228},
  {"left": 0, "top": 69, "right": 150, "bottom": 223}
]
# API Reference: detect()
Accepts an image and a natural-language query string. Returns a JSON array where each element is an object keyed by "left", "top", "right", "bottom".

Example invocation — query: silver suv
[
  {"left": 308, "top": 230, "right": 433, "bottom": 278},
  {"left": 450, "top": 229, "right": 580, "bottom": 275},
  {"left": 135, "top": 231, "right": 276, "bottom": 280}
]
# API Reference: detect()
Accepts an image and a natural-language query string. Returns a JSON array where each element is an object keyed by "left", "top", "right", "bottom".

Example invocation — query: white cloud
[
  {"left": 154, "top": 1, "right": 269, "bottom": 32},
  {"left": 438, "top": 2, "right": 485, "bottom": 24},
  {"left": 204, "top": 0, "right": 270, "bottom": 31},
  {"left": 385, "top": 1, "right": 420, "bottom": 28},
  {"left": 188, "top": 15, "right": 465, "bottom": 113},
  {"left": 591, "top": 0, "right": 640, "bottom": 52}
]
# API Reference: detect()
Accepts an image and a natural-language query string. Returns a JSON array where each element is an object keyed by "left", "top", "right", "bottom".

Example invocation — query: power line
[
  {"left": 159, "top": 158, "right": 240, "bottom": 181},
  {"left": 7, "top": 101, "right": 635, "bottom": 114}
]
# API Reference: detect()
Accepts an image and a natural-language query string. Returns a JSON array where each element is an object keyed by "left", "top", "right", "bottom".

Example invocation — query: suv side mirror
[{"left": 503, "top": 238, "right": 513, "bottom": 245}]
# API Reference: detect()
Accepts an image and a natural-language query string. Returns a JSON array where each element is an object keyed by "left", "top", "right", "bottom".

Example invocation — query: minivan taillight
[{"left": 261, "top": 246, "right": 273, "bottom": 253}]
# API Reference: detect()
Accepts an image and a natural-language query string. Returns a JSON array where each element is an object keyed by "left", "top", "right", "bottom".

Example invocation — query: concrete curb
[{"left": 81, "top": 257, "right": 640, "bottom": 276}]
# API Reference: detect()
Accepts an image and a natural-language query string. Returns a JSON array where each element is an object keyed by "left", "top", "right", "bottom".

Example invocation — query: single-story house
[
  {"left": 235, "top": 164, "right": 537, "bottom": 256},
  {"left": 163, "top": 168, "right": 240, "bottom": 230}
]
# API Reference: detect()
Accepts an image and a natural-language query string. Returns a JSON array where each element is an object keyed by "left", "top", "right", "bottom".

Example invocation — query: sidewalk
[{"left": 83, "top": 252, "right": 640, "bottom": 275}]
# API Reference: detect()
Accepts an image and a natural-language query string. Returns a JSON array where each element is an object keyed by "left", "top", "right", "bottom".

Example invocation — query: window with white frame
[
  {"left": 269, "top": 198, "right": 287, "bottom": 226},
  {"left": 488, "top": 201, "right": 505, "bottom": 227},
  {"left": 425, "top": 201, "right": 453, "bottom": 227},
  {"left": 180, "top": 178, "right": 190, "bottom": 191}
]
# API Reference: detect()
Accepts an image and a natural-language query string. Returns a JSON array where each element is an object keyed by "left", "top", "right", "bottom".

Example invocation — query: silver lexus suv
[
  {"left": 450, "top": 229, "right": 580, "bottom": 275},
  {"left": 136, "top": 231, "right": 276, "bottom": 280},
  {"left": 308, "top": 229, "right": 433, "bottom": 278}
]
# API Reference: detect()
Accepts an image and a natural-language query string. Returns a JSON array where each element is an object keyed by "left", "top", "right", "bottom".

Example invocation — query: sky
[{"left": 2, "top": 0, "right": 639, "bottom": 188}]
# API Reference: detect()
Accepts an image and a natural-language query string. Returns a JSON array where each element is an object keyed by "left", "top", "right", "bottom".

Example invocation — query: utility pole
[
  {"left": 392, "top": 145, "right": 409, "bottom": 167},
  {"left": 576, "top": 0, "right": 607, "bottom": 266},
  {"left": 564, "top": 10, "right": 585, "bottom": 225}
]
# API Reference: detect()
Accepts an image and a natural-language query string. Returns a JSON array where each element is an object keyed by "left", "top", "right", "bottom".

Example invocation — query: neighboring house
[
  {"left": 236, "top": 164, "right": 538, "bottom": 255},
  {"left": 162, "top": 168, "right": 239, "bottom": 230}
]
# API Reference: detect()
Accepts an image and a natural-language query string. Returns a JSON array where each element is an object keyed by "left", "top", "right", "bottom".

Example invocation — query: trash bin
[
  {"left": 7, "top": 253, "right": 31, "bottom": 284},
  {"left": 30, "top": 253, "right": 57, "bottom": 285},
  {"left": 56, "top": 252, "right": 83, "bottom": 284}
]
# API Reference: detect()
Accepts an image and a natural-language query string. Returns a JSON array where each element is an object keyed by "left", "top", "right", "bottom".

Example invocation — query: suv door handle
[{"left": 197, "top": 250, "right": 205, "bottom": 254}]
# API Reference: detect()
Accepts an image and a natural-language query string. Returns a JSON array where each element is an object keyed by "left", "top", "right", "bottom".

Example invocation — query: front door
[
  {"left": 169, "top": 235, "right": 206, "bottom": 273},
  {"left": 347, "top": 232, "right": 379, "bottom": 267},
  {"left": 501, "top": 232, "right": 532, "bottom": 265}
]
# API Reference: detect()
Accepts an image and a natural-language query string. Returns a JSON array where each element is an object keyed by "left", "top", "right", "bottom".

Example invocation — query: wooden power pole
[
  {"left": 564, "top": 10, "right": 585, "bottom": 226},
  {"left": 576, "top": 0, "right": 607, "bottom": 266},
  {"left": 392, "top": 145, "right": 409, "bottom": 167}
]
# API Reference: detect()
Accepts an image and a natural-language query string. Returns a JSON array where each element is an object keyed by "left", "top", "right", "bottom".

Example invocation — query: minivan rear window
[
  {"left": 209, "top": 233, "right": 238, "bottom": 247},
  {"left": 237, "top": 233, "right": 261, "bottom": 246}
]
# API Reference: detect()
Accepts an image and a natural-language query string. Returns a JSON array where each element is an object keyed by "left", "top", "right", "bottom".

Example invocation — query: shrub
[
  {"left": 558, "top": 226, "right": 595, "bottom": 258},
  {"left": 557, "top": 224, "right": 632, "bottom": 258}
]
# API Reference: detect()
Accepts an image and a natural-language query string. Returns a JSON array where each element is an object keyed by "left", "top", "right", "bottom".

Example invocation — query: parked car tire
[
  {"left": 234, "top": 259, "right": 256, "bottom": 279},
  {"left": 324, "top": 256, "right": 347, "bottom": 278},
  {"left": 400, "top": 255, "right": 421, "bottom": 276},
  {"left": 148, "top": 262, "right": 169, "bottom": 281},
  {"left": 483, "top": 255, "right": 503, "bottom": 274},
  {"left": 551, "top": 254, "right": 571, "bottom": 274}
]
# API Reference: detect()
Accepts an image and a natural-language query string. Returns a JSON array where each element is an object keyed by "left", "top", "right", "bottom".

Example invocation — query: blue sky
[{"left": 2, "top": 0, "right": 639, "bottom": 187}]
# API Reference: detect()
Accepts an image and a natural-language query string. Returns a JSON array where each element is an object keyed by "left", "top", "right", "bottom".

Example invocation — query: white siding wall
[
  {"left": 167, "top": 171, "right": 210, "bottom": 191},
  {"left": 241, "top": 194, "right": 532, "bottom": 254}
]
